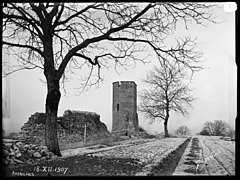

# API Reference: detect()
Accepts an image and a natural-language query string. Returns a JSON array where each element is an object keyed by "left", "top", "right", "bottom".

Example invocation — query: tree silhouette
[
  {"left": 175, "top": 125, "right": 190, "bottom": 136},
  {"left": 2, "top": 3, "right": 216, "bottom": 155},
  {"left": 201, "top": 120, "right": 229, "bottom": 136},
  {"left": 139, "top": 61, "right": 195, "bottom": 137}
]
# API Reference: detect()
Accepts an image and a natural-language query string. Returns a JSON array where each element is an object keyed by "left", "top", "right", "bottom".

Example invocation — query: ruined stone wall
[
  {"left": 18, "top": 110, "right": 110, "bottom": 148},
  {"left": 112, "top": 81, "right": 138, "bottom": 134}
]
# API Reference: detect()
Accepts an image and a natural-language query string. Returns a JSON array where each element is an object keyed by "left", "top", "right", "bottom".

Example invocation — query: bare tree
[
  {"left": 201, "top": 120, "right": 229, "bottom": 136},
  {"left": 2, "top": 3, "right": 217, "bottom": 155},
  {"left": 202, "top": 121, "right": 215, "bottom": 135},
  {"left": 139, "top": 61, "right": 195, "bottom": 137},
  {"left": 213, "top": 120, "right": 228, "bottom": 136},
  {"left": 175, "top": 125, "right": 190, "bottom": 136}
]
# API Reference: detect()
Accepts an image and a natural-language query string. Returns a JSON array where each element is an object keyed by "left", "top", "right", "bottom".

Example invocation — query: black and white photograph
[{"left": 2, "top": 2, "right": 236, "bottom": 176}]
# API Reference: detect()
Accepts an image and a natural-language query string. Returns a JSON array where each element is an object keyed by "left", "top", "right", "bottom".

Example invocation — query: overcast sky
[{"left": 2, "top": 3, "right": 236, "bottom": 135}]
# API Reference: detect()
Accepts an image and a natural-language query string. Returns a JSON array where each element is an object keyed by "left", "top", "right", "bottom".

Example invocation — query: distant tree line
[
  {"left": 199, "top": 120, "right": 234, "bottom": 136},
  {"left": 175, "top": 125, "right": 190, "bottom": 136}
]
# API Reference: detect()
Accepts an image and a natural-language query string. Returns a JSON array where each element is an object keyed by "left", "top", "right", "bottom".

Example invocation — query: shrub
[
  {"left": 142, "top": 134, "right": 156, "bottom": 139},
  {"left": 199, "top": 129, "right": 210, "bottom": 136}
]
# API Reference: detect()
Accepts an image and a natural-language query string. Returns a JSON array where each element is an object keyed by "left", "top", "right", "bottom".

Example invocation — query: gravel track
[
  {"left": 172, "top": 136, "right": 235, "bottom": 176},
  {"left": 201, "top": 137, "right": 235, "bottom": 175}
]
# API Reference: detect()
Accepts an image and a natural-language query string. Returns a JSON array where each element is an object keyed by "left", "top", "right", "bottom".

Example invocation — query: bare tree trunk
[
  {"left": 42, "top": 32, "right": 62, "bottom": 156},
  {"left": 164, "top": 120, "right": 169, "bottom": 138},
  {"left": 45, "top": 79, "right": 62, "bottom": 156},
  {"left": 164, "top": 105, "right": 170, "bottom": 138}
]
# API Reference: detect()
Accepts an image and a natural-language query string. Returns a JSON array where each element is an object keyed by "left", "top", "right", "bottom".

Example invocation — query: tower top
[{"left": 112, "top": 81, "right": 137, "bottom": 86}]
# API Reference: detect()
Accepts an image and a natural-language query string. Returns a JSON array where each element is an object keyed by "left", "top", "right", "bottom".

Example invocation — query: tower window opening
[{"left": 117, "top": 103, "right": 120, "bottom": 111}]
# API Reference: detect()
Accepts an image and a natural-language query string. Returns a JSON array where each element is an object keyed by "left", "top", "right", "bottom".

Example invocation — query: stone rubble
[{"left": 2, "top": 139, "right": 57, "bottom": 167}]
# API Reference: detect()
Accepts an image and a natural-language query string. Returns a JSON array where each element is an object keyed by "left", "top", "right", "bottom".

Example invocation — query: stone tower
[{"left": 112, "top": 81, "right": 138, "bottom": 135}]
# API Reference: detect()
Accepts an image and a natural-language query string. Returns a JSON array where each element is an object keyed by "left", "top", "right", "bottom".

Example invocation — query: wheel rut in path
[
  {"left": 149, "top": 137, "right": 191, "bottom": 176},
  {"left": 201, "top": 139, "right": 233, "bottom": 175}
]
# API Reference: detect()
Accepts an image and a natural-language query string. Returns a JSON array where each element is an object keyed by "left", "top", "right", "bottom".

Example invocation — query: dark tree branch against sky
[
  {"left": 2, "top": 3, "right": 217, "bottom": 155},
  {"left": 2, "top": 3, "right": 217, "bottom": 88},
  {"left": 139, "top": 61, "right": 195, "bottom": 137}
]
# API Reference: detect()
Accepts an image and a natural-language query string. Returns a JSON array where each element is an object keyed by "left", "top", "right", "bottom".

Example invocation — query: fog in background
[{"left": 2, "top": 3, "right": 236, "bottom": 136}]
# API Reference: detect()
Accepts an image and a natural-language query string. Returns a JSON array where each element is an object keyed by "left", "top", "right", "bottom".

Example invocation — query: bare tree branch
[
  {"left": 2, "top": 2, "right": 217, "bottom": 90},
  {"left": 139, "top": 61, "right": 195, "bottom": 124},
  {"left": 2, "top": 40, "right": 44, "bottom": 57},
  {"left": 201, "top": 120, "right": 229, "bottom": 136}
]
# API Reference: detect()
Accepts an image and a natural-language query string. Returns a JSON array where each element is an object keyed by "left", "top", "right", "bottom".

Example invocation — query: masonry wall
[
  {"left": 112, "top": 81, "right": 138, "bottom": 134},
  {"left": 18, "top": 110, "right": 110, "bottom": 149}
]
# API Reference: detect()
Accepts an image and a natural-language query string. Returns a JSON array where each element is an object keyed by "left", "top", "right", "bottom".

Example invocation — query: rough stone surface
[
  {"left": 33, "top": 152, "right": 41, "bottom": 158},
  {"left": 15, "top": 152, "right": 21, "bottom": 158},
  {"left": 2, "top": 140, "right": 57, "bottom": 166},
  {"left": 17, "top": 110, "right": 110, "bottom": 146},
  {"left": 112, "top": 81, "right": 139, "bottom": 135},
  {"left": 13, "top": 159, "right": 24, "bottom": 164}
]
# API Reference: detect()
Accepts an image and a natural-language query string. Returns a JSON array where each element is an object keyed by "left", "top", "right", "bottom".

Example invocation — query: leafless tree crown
[
  {"left": 139, "top": 61, "right": 195, "bottom": 123},
  {"left": 2, "top": 3, "right": 217, "bottom": 92},
  {"left": 175, "top": 125, "right": 190, "bottom": 136},
  {"left": 202, "top": 120, "right": 230, "bottom": 136}
]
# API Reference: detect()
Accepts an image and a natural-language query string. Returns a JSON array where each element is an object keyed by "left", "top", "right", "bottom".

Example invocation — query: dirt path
[
  {"left": 172, "top": 136, "right": 235, "bottom": 176},
  {"left": 148, "top": 137, "right": 191, "bottom": 176},
  {"left": 172, "top": 137, "right": 202, "bottom": 175},
  {"left": 200, "top": 136, "right": 235, "bottom": 175}
]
